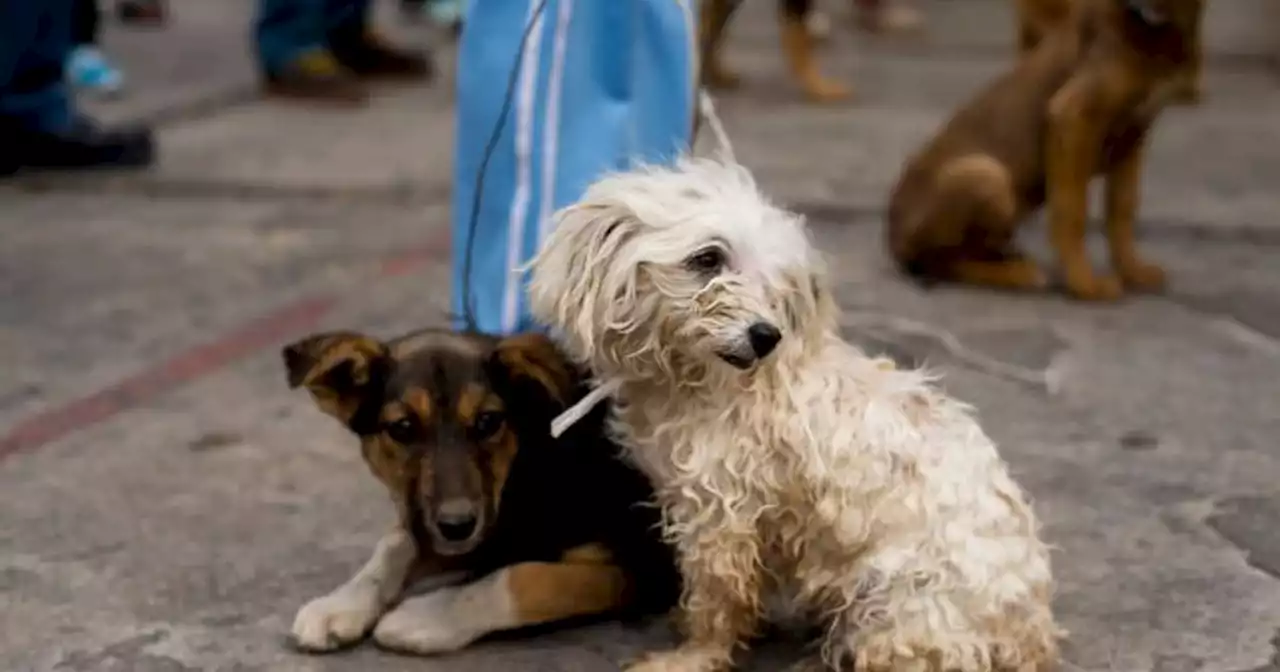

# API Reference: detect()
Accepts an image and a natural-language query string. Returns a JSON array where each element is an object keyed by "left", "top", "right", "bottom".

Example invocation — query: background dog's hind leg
[
  {"left": 700, "top": 0, "right": 743, "bottom": 90},
  {"left": 894, "top": 154, "right": 1047, "bottom": 292},
  {"left": 781, "top": 0, "right": 850, "bottom": 102}
]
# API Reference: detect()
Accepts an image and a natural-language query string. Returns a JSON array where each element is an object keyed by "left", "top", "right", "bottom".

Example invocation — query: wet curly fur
[{"left": 528, "top": 159, "right": 1064, "bottom": 672}]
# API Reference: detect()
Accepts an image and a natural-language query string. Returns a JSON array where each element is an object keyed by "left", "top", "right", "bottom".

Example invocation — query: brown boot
[
  {"left": 330, "top": 30, "right": 433, "bottom": 81},
  {"left": 263, "top": 50, "right": 368, "bottom": 105}
]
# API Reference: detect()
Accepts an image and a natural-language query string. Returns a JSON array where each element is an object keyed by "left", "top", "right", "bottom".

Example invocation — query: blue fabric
[
  {"left": 451, "top": 0, "right": 696, "bottom": 335},
  {"left": 0, "top": 0, "right": 75, "bottom": 133},
  {"left": 254, "top": 0, "right": 371, "bottom": 74}
]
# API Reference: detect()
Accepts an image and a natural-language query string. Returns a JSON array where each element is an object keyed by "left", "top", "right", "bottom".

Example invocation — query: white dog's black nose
[{"left": 748, "top": 322, "right": 782, "bottom": 358}]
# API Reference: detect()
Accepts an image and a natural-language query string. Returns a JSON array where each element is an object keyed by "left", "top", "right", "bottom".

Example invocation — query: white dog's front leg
[
  {"left": 291, "top": 527, "right": 417, "bottom": 652},
  {"left": 628, "top": 535, "right": 763, "bottom": 672}
]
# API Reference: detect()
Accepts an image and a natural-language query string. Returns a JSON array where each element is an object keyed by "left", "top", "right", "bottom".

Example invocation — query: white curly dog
[{"left": 527, "top": 159, "right": 1063, "bottom": 672}]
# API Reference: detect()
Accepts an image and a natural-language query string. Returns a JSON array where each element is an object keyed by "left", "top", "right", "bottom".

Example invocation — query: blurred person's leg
[
  {"left": 451, "top": 0, "right": 696, "bottom": 335},
  {"left": 68, "top": 0, "right": 125, "bottom": 97},
  {"left": 325, "top": 0, "right": 432, "bottom": 80},
  {"left": 71, "top": 0, "right": 100, "bottom": 46},
  {"left": 1, "top": 0, "right": 153, "bottom": 174},
  {"left": 255, "top": 0, "right": 367, "bottom": 103}
]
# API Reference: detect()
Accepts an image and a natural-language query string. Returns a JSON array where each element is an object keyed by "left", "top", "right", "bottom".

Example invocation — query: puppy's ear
[
  {"left": 282, "top": 331, "right": 390, "bottom": 434},
  {"left": 487, "top": 333, "right": 577, "bottom": 417},
  {"left": 1124, "top": 0, "right": 1169, "bottom": 26}
]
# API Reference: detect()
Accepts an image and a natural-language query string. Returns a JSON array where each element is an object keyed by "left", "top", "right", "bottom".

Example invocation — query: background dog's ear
[
  {"left": 282, "top": 331, "right": 389, "bottom": 434},
  {"left": 487, "top": 333, "right": 577, "bottom": 417}
]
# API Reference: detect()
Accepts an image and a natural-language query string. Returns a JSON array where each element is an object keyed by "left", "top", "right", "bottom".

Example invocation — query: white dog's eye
[{"left": 686, "top": 248, "right": 727, "bottom": 275}]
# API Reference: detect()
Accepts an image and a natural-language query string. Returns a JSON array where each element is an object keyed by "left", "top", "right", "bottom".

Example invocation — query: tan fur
[{"left": 889, "top": 0, "right": 1205, "bottom": 301}]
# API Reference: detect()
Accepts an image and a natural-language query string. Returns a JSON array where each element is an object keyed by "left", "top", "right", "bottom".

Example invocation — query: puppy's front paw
[
  {"left": 624, "top": 648, "right": 729, "bottom": 672},
  {"left": 1065, "top": 273, "right": 1124, "bottom": 302},
  {"left": 292, "top": 589, "right": 381, "bottom": 652},
  {"left": 1118, "top": 260, "right": 1166, "bottom": 292},
  {"left": 373, "top": 589, "right": 481, "bottom": 655}
]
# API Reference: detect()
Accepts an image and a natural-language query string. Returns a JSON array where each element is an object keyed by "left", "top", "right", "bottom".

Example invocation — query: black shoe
[{"left": 6, "top": 117, "right": 154, "bottom": 172}]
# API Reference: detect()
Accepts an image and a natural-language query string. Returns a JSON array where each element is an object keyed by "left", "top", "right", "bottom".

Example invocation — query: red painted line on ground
[
  {"left": 0, "top": 297, "right": 335, "bottom": 460},
  {"left": 0, "top": 233, "right": 451, "bottom": 461}
]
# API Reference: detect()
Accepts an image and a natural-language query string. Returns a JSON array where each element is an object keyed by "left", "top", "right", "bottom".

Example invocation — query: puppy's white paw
[
  {"left": 372, "top": 589, "right": 482, "bottom": 655},
  {"left": 291, "top": 589, "right": 381, "bottom": 652}
]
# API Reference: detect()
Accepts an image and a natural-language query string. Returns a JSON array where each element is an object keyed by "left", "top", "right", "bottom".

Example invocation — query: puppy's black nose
[
  {"left": 747, "top": 322, "right": 782, "bottom": 358},
  {"left": 436, "top": 514, "right": 478, "bottom": 542}
]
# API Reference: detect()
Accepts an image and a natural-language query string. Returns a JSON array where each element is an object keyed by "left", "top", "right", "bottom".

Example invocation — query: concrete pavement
[{"left": 2, "top": 1, "right": 1280, "bottom": 670}]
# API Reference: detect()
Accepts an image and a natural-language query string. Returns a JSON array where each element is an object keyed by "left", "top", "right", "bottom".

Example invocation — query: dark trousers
[
  {"left": 0, "top": 0, "right": 75, "bottom": 132},
  {"left": 73, "top": 0, "right": 100, "bottom": 47},
  {"left": 253, "top": 0, "right": 371, "bottom": 75}
]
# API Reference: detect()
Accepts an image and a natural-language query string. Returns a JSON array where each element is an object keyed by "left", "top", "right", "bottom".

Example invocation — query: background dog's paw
[
  {"left": 372, "top": 589, "right": 480, "bottom": 655},
  {"left": 291, "top": 590, "right": 380, "bottom": 652},
  {"left": 1119, "top": 261, "right": 1167, "bottom": 292},
  {"left": 1065, "top": 273, "right": 1124, "bottom": 302},
  {"left": 801, "top": 78, "right": 852, "bottom": 104}
]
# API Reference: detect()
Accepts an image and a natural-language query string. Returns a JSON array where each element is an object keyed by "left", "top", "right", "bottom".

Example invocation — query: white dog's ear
[{"left": 528, "top": 202, "right": 644, "bottom": 360}]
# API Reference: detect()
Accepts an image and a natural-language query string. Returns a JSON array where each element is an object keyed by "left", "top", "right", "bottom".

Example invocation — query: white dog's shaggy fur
[{"left": 527, "top": 159, "right": 1063, "bottom": 672}]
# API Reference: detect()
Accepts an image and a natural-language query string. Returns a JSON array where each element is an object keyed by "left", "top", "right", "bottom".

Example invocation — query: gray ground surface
[{"left": 2, "top": 1, "right": 1279, "bottom": 670}]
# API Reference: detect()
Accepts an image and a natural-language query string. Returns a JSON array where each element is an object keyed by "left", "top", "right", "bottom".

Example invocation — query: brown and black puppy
[
  {"left": 888, "top": 0, "right": 1204, "bottom": 301},
  {"left": 1015, "top": 0, "right": 1202, "bottom": 101},
  {"left": 700, "top": 0, "right": 850, "bottom": 103},
  {"left": 284, "top": 328, "right": 679, "bottom": 655}
]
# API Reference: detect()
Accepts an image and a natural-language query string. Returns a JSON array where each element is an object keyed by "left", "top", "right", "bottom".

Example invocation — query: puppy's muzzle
[
  {"left": 718, "top": 321, "right": 783, "bottom": 369},
  {"left": 430, "top": 498, "right": 483, "bottom": 555}
]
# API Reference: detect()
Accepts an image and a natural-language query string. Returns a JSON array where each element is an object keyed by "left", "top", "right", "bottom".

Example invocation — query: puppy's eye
[
  {"left": 384, "top": 418, "right": 416, "bottom": 444},
  {"left": 686, "top": 248, "right": 726, "bottom": 274},
  {"left": 472, "top": 411, "right": 504, "bottom": 440}
]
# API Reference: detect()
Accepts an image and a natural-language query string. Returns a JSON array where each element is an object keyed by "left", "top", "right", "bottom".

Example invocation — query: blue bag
[{"left": 451, "top": 0, "right": 697, "bottom": 334}]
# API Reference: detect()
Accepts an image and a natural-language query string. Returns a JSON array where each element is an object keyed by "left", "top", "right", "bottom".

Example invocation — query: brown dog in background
[
  {"left": 888, "top": 0, "right": 1205, "bottom": 301},
  {"left": 1015, "top": 0, "right": 1203, "bottom": 101},
  {"left": 1015, "top": 0, "right": 1074, "bottom": 52},
  {"left": 700, "top": 0, "right": 850, "bottom": 103},
  {"left": 285, "top": 328, "right": 679, "bottom": 656}
]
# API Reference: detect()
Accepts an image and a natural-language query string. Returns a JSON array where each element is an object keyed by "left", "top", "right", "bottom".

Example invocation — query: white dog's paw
[
  {"left": 291, "top": 590, "right": 381, "bottom": 652},
  {"left": 372, "top": 589, "right": 482, "bottom": 655}
]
